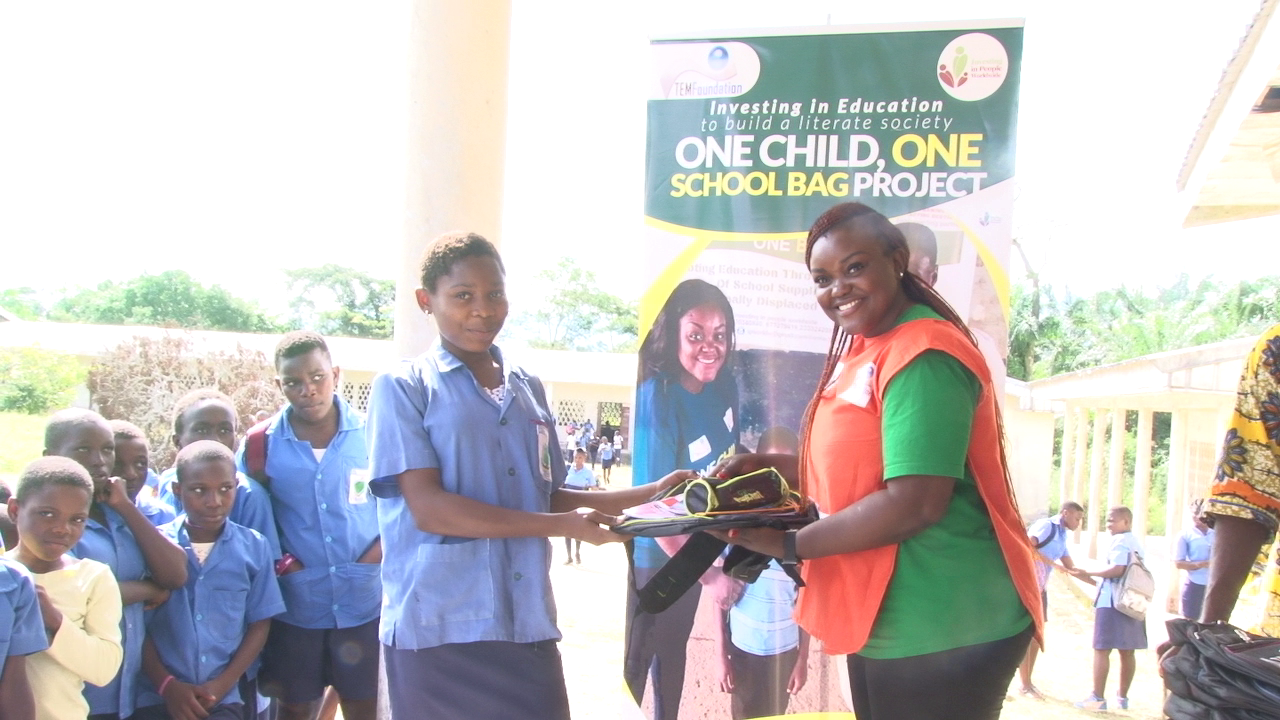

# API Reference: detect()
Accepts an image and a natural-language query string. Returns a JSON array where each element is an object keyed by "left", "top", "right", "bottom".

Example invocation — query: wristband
[
  {"left": 158, "top": 675, "right": 175, "bottom": 695},
  {"left": 782, "top": 529, "right": 799, "bottom": 567},
  {"left": 274, "top": 553, "right": 297, "bottom": 576}
]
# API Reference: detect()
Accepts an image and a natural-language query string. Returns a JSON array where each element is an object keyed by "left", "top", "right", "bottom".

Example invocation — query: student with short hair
[
  {"left": 1018, "top": 500, "right": 1088, "bottom": 698},
  {"left": 5, "top": 457, "right": 124, "bottom": 720},
  {"left": 155, "top": 391, "right": 281, "bottom": 560},
  {"left": 1174, "top": 499, "right": 1214, "bottom": 620},
  {"left": 0, "top": 484, "right": 17, "bottom": 551},
  {"left": 135, "top": 442, "right": 285, "bottom": 720},
  {"left": 0, "top": 553, "right": 49, "bottom": 720},
  {"left": 109, "top": 421, "right": 174, "bottom": 528},
  {"left": 1076, "top": 506, "right": 1146, "bottom": 712},
  {"left": 366, "top": 232, "right": 692, "bottom": 719},
  {"left": 563, "top": 449, "right": 597, "bottom": 565},
  {"left": 45, "top": 409, "right": 186, "bottom": 720},
  {"left": 238, "top": 331, "right": 380, "bottom": 720}
]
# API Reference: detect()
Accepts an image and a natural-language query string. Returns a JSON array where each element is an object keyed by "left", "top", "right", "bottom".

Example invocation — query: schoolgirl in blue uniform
[
  {"left": 365, "top": 232, "right": 691, "bottom": 720},
  {"left": 0, "top": 555, "right": 47, "bottom": 720}
]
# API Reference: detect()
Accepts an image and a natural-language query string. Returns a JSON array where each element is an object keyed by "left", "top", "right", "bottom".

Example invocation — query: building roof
[{"left": 0, "top": 319, "right": 638, "bottom": 388}]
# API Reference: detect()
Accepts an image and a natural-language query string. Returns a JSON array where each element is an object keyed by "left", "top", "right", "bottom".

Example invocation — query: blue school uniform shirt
[
  {"left": 0, "top": 558, "right": 48, "bottom": 662},
  {"left": 631, "top": 372, "right": 739, "bottom": 569},
  {"left": 137, "top": 518, "right": 285, "bottom": 710},
  {"left": 1176, "top": 526, "right": 1215, "bottom": 585},
  {"left": 135, "top": 492, "right": 176, "bottom": 528},
  {"left": 564, "top": 465, "right": 596, "bottom": 489},
  {"left": 1028, "top": 515, "right": 1069, "bottom": 589},
  {"left": 1095, "top": 531, "right": 1144, "bottom": 609},
  {"left": 366, "top": 343, "right": 566, "bottom": 650},
  {"left": 235, "top": 395, "right": 378, "bottom": 630},
  {"left": 157, "top": 468, "right": 282, "bottom": 561},
  {"left": 73, "top": 506, "right": 147, "bottom": 717}
]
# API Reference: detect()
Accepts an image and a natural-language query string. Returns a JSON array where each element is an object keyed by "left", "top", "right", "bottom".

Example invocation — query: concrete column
[
  {"left": 1072, "top": 407, "right": 1089, "bottom": 544},
  {"left": 1165, "top": 409, "right": 1189, "bottom": 612},
  {"left": 395, "top": 0, "right": 513, "bottom": 359},
  {"left": 1107, "top": 407, "right": 1126, "bottom": 508},
  {"left": 1059, "top": 405, "right": 1075, "bottom": 514},
  {"left": 1087, "top": 408, "right": 1107, "bottom": 558},
  {"left": 1133, "top": 409, "right": 1153, "bottom": 539}
]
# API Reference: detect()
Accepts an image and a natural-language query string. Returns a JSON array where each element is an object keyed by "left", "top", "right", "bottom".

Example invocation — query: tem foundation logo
[{"left": 937, "top": 33, "right": 1008, "bottom": 101}]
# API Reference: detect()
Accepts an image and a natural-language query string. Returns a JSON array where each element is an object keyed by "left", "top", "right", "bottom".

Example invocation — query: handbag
[{"left": 1113, "top": 550, "right": 1155, "bottom": 620}]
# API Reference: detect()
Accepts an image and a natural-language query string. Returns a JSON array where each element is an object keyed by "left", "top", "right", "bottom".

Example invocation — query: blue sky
[{"left": 0, "top": 0, "right": 1271, "bottom": 315}]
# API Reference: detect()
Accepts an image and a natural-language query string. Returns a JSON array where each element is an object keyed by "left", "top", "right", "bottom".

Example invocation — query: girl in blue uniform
[{"left": 365, "top": 232, "right": 691, "bottom": 720}]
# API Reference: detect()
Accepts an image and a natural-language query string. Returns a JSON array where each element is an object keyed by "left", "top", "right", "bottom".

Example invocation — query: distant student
[
  {"left": 237, "top": 332, "right": 380, "bottom": 720},
  {"left": 156, "top": 390, "right": 281, "bottom": 559},
  {"left": 563, "top": 449, "right": 597, "bottom": 565},
  {"left": 0, "top": 484, "right": 17, "bottom": 551},
  {"left": 1076, "top": 507, "right": 1146, "bottom": 712},
  {"left": 110, "top": 420, "right": 175, "bottom": 528},
  {"left": 134, "top": 442, "right": 285, "bottom": 720},
  {"left": 599, "top": 437, "right": 615, "bottom": 484},
  {"left": 0, "top": 554, "right": 49, "bottom": 720},
  {"left": 1175, "top": 499, "right": 1214, "bottom": 620},
  {"left": 45, "top": 409, "right": 187, "bottom": 720},
  {"left": 1018, "top": 501, "right": 1089, "bottom": 698},
  {"left": 5, "top": 457, "right": 124, "bottom": 720}
]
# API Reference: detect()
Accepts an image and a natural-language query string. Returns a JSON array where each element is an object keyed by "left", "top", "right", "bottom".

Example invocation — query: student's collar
[
  {"left": 173, "top": 516, "right": 225, "bottom": 546},
  {"left": 430, "top": 341, "right": 512, "bottom": 381},
  {"left": 278, "top": 394, "right": 358, "bottom": 439}
]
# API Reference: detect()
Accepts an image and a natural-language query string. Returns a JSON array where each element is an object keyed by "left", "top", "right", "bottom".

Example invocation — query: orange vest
[{"left": 795, "top": 316, "right": 1044, "bottom": 655}]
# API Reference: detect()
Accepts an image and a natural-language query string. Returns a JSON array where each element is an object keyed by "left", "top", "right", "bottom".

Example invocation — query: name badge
[
  {"left": 688, "top": 435, "right": 712, "bottom": 463},
  {"left": 536, "top": 423, "right": 553, "bottom": 483},
  {"left": 839, "top": 362, "right": 876, "bottom": 408},
  {"left": 348, "top": 468, "right": 370, "bottom": 505}
]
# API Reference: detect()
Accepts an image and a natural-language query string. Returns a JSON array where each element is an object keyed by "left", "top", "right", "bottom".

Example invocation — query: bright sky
[{"left": 0, "top": 0, "right": 1271, "bottom": 316}]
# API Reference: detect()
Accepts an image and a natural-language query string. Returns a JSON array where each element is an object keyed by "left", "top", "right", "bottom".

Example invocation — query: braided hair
[{"left": 795, "top": 203, "right": 1019, "bottom": 514}]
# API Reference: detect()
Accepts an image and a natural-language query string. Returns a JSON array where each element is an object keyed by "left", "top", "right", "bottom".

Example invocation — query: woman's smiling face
[
  {"left": 676, "top": 303, "right": 728, "bottom": 393},
  {"left": 808, "top": 219, "right": 910, "bottom": 338}
]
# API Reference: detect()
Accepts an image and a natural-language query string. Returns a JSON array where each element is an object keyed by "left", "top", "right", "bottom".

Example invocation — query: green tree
[
  {"left": 0, "top": 348, "right": 85, "bottom": 414},
  {"left": 515, "top": 258, "right": 639, "bottom": 352},
  {"left": 0, "top": 287, "right": 47, "bottom": 320},
  {"left": 283, "top": 265, "right": 395, "bottom": 339},
  {"left": 51, "top": 271, "right": 280, "bottom": 332}
]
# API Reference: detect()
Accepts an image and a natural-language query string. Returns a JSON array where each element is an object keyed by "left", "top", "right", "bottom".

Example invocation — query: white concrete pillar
[
  {"left": 1087, "top": 408, "right": 1107, "bottom": 558},
  {"left": 1165, "top": 409, "right": 1189, "bottom": 612},
  {"left": 395, "top": 0, "right": 513, "bottom": 358},
  {"left": 1132, "top": 409, "right": 1153, "bottom": 540},
  {"left": 1072, "top": 407, "right": 1089, "bottom": 544},
  {"left": 1059, "top": 405, "right": 1075, "bottom": 513},
  {"left": 1107, "top": 407, "right": 1126, "bottom": 509}
]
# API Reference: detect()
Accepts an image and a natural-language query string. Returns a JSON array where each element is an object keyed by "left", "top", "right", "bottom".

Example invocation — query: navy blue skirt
[
  {"left": 385, "top": 639, "right": 571, "bottom": 720},
  {"left": 1093, "top": 606, "right": 1148, "bottom": 650}
]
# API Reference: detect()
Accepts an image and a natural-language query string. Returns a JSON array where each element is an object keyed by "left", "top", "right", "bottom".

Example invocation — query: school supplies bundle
[
  {"left": 1160, "top": 618, "right": 1280, "bottom": 719},
  {"left": 617, "top": 468, "right": 816, "bottom": 614},
  {"left": 1113, "top": 550, "right": 1155, "bottom": 620}
]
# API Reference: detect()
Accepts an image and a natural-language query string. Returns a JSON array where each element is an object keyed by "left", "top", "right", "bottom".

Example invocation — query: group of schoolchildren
[
  {"left": 1021, "top": 499, "right": 1215, "bottom": 712},
  {"left": 0, "top": 331, "right": 380, "bottom": 720}
]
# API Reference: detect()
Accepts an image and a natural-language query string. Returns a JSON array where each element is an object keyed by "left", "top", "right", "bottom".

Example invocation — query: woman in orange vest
[{"left": 715, "top": 202, "right": 1043, "bottom": 720}]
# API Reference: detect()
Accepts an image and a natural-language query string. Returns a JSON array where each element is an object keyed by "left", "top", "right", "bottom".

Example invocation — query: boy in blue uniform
[
  {"left": 136, "top": 441, "right": 284, "bottom": 720},
  {"left": 110, "top": 421, "right": 175, "bottom": 528},
  {"left": 0, "top": 555, "right": 49, "bottom": 720},
  {"left": 239, "top": 331, "right": 380, "bottom": 720},
  {"left": 156, "top": 390, "right": 281, "bottom": 560}
]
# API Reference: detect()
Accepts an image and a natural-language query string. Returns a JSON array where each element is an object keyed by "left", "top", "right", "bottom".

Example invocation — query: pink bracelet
[{"left": 158, "top": 675, "right": 175, "bottom": 695}]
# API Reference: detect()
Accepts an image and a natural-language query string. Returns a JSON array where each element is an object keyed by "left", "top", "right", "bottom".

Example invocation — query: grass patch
[{"left": 0, "top": 411, "right": 47, "bottom": 490}]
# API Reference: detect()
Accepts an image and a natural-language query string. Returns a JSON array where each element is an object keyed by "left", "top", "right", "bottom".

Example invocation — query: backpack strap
[
  {"left": 1032, "top": 519, "right": 1062, "bottom": 550},
  {"left": 244, "top": 419, "right": 272, "bottom": 489},
  {"left": 628, "top": 532, "right": 728, "bottom": 614}
]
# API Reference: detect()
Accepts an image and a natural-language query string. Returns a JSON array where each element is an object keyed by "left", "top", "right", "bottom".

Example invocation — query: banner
[{"left": 628, "top": 20, "right": 1024, "bottom": 719}]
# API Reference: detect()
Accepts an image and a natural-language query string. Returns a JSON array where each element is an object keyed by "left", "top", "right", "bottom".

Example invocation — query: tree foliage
[
  {"left": 514, "top": 258, "right": 639, "bottom": 352},
  {"left": 0, "top": 288, "right": 46, "bottom": 320},
  {"left": 284, "top": 265, "right": 394, "bottom": 339},
  {"left": 88, "top": 335, "right": 284, "bottom": 469},
  {"left": 0, "top": 348, "right": 85, "bottom": 414},
  {"left": 1007, "top": 273, "right": 1280, "bottom": 381},
  {"left": 50, "top": 271, "right": 280, "bottom": 332}
]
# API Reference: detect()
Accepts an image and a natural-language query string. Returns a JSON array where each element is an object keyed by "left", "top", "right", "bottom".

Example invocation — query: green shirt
[{"left": 858, "top": 305, "right": 1029, "bottom": 659}]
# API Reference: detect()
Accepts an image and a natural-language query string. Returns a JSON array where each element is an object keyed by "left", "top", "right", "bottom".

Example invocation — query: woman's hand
[
  {"left": 712, "top": 453, "right": 798, "bottom": 486},
  {"left": 654, "top": 469, "right": 698, "bottom": 495},
  {"left": 708, "top": 527, "right": 786, "bottom": 559}
]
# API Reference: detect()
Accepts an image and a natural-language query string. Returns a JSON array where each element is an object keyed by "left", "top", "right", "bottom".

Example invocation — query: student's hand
[
  {"left": 198, "top": 676, "right": 234, "bottom": 709},
  {"left": 163, "top": 679, "right": 212, "bottom": 720},
  {"left": 717, "top": 652, "right": 734, "bottom": 693},
  {"left": 654, "top": 469, "right": 698, "bottom": 494},
  {"left": 788, "top": 655, "right": 809, "bottom": 694},
  {"left": 143, "top": 584, "right": 171, "bottom": 611},
  {"left": 712, "top": 453, "right": 799, "bottom": 487},
  {"left": 35, "top": 585, "right": 64, "bottom": 635},
  {"left": 558, "top": 508, "right": 624, "bottom": 545},
  {"left": 101, "top": 476, "right": 132, "bottom": 512}
]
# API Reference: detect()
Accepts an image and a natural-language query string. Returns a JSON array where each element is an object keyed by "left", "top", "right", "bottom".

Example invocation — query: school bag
[
  {"left": 1160, "top": 617, "right": 1280, "bottom": 719},
  {"left": 616, "top": 467, "right": 816, "bottom": 613},
  {"left": 1113, "top": 549, "right": 1155, "bottom": 620},
  {"left": 244, "top": 419, "right": 272, "bottom": 488}
]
